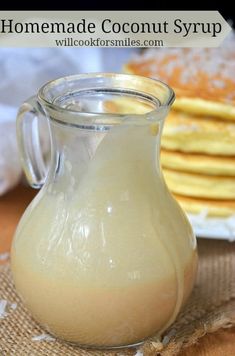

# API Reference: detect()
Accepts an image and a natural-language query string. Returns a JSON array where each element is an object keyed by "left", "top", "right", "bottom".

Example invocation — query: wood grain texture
[
  {"left": 0, "top": 184, "right": 234, "bottom": 355},
  {"left": 181, "top": 328, "right": 235, "bottom": 356},
  {"left": 0, "top": 185, "right": 36, "bottom": 255}
]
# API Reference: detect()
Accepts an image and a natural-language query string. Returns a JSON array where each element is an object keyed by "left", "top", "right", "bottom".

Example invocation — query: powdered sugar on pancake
[{"left": 127, "top": 32, "right": 235, "bottom": 104}]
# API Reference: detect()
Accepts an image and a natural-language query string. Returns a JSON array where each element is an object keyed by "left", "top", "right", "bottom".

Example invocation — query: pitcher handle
[{"left": 16, "top": 96, "right": 50, "bottom": 189}]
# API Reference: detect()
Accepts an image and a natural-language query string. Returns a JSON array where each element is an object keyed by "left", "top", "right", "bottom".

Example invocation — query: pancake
[
  {"left": 161, "top": 150, "right": 235, "bottom": 176},
  {"left": 162, "top": 111, "right": 235, "bottom": 156},
  {"left": 124, "top": 33, "right": 235, "bottom": 120},
  {"left": 104, "top": 98, "right": 235, "bottom": 155},
  {"left": 172, "top": 97, "right": 235, "bottom": 121},
  {"left": 104, "top": 97, "right": 152, "bottom": 115},
  {"left": 173, "top": 194, "right": 235, "bottom": 217},
  {"left": 163, "top": 168, "right": 235, "bottom": 200}
]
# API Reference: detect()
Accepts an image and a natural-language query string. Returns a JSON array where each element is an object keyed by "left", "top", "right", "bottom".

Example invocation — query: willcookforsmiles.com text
[{"left": 55, "top": 37, "right": 164, "bottom": 47}]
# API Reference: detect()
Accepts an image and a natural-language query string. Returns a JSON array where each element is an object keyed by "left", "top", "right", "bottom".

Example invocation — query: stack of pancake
[{"left": 125, "top": 34, "right": 235, "bottom": 217}]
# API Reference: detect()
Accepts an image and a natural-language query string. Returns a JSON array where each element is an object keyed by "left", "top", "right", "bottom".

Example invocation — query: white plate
[{"left": 187, "top": 212, "right": 235, "bottom": 241}]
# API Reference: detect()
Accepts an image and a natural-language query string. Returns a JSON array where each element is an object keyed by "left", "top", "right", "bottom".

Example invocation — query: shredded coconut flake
[
  {"left": 134, "top": 351, "right": 143, "bottom": 356},
  {"left": 32, "top": 333, "right": 55, "bottom": 342},
  {"left": 0, "top": 300, "right": 8, "bottom": 319},
  {"left": 10, "top": 303, "right": 17, "bottom": 310},
  {"left": 162, "top": 328, "right": 177, "bottom": 345},
  {"left": 0, "top": 252, "right": 10, "bottom": 261},
  {"left": 0, "top": 300, "right": 17, "bottom": 319}
]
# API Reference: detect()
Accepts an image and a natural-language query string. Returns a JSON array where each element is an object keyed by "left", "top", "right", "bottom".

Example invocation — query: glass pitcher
[{"left": 11, "top": 73, "right": 197, "bottom": 349}]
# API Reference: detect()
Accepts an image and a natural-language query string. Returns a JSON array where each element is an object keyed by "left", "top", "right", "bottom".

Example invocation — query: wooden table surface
[{"left": 0, "top": 185, "right": 235, "bottom": 355}]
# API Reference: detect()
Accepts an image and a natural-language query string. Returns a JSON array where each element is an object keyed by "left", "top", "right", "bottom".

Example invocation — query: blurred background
[{"left": 0, "top": 47, "right": 136, "bottom": 195}]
